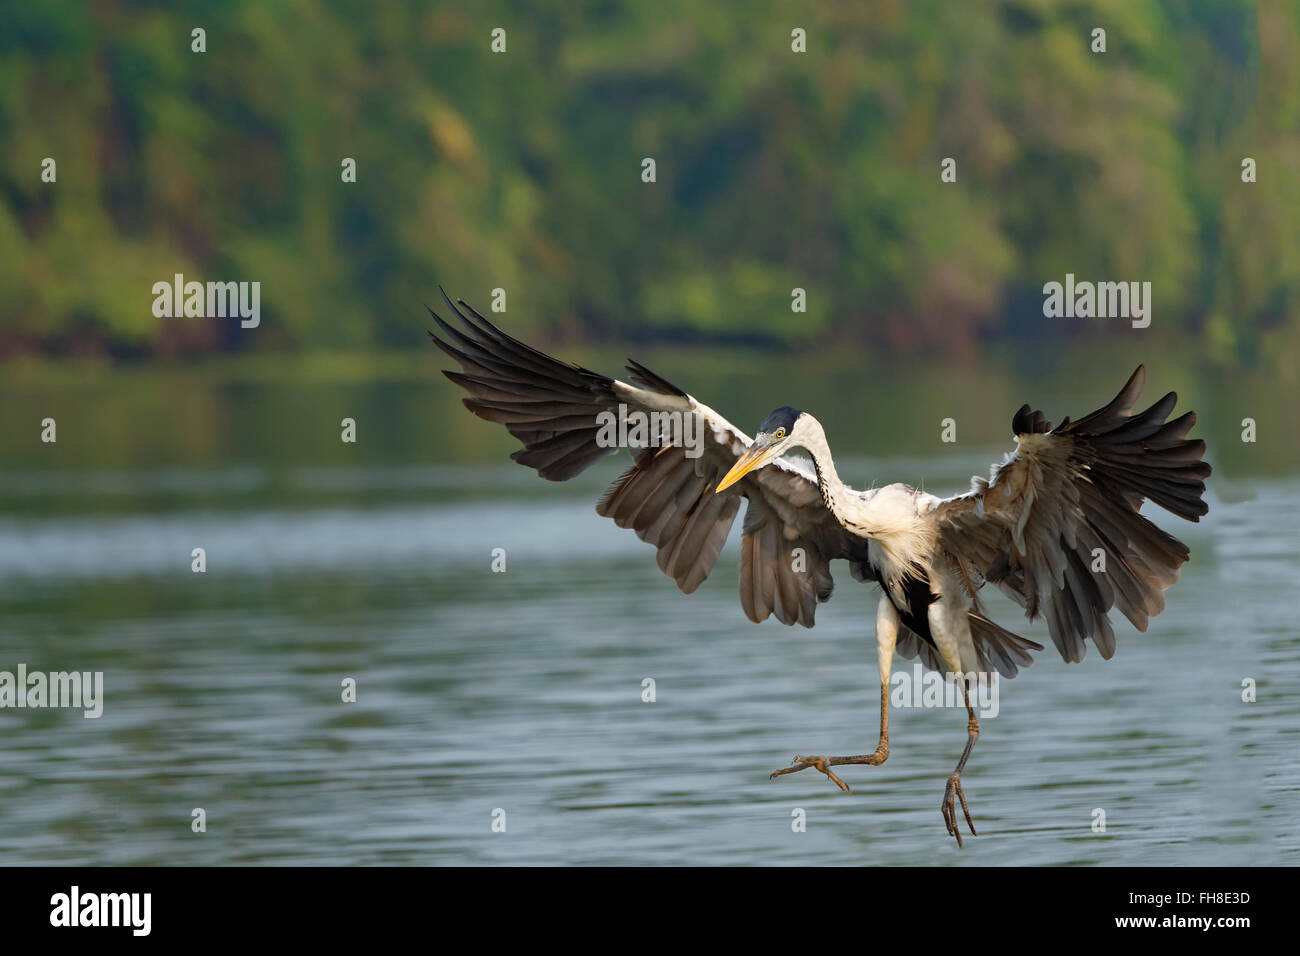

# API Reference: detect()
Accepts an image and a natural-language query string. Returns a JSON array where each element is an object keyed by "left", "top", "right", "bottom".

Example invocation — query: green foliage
[{"left": 0, "top": 0, "right": 1295, "bottom": 359}]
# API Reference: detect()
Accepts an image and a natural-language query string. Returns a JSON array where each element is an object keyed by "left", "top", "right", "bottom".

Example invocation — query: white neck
[
  {"left": 792, "top": 415, "right": 934, "bottom": 580},
  {"left": 791, "top": 414, "right": 856, "bottom": 525}
]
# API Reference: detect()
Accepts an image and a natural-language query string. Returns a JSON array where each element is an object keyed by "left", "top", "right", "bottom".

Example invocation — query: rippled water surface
[{"left": 0, "top": 360, "right": 1296, "bottom": 865}]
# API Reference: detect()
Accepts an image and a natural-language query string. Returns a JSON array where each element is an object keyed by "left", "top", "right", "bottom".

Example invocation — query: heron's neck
[{"left": 798, "top": 418, "right": 854, "bottom": 525}]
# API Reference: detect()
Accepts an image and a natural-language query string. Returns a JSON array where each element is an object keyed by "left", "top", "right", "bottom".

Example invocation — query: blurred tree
[{"left": 0, "top": 0, "right": 1293, "bottom": 361}]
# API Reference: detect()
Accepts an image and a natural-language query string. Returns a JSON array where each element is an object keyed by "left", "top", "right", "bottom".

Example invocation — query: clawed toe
[
  {"left": 940, "top": 772, "right": 977, "bottom": 848},
  {"left": 769, "top": 755, "right": 850, "bottom": 792}
]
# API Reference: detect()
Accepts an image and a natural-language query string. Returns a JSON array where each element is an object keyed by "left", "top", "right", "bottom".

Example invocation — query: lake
[{"left": 0, "top": 346, "right": 1296, "bottom": 865}]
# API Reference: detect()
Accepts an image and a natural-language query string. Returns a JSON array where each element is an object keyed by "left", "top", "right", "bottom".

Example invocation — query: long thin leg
[
  {"left": 769, "top": 597, "right": 897, "bottom": 791},
  {"left": 941, "top": 677, "right": 980, "bottom": 847},
  {"left": 769, "top": 682, "right": 889, "bottom": 790}
]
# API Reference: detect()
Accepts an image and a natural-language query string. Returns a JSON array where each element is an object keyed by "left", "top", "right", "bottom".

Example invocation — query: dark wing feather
[
  {"left": 430, "top": 293, "right": 864, "bottom": 621},
  {"left": 735, "top": 463, "right": 848, "bottom": 626},
  {"left": 933, "top": 366, "right": 1210, "bottom": 663}
]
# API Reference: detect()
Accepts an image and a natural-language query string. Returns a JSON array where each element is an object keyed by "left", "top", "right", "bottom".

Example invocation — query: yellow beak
[{"left": 716, "top": 442, "right": 776, "bottom": 493}]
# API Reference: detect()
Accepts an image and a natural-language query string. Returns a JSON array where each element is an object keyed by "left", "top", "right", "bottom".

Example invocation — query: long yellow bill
[{"left": 716, "top": 442, "right": 774, "bottom": 493}]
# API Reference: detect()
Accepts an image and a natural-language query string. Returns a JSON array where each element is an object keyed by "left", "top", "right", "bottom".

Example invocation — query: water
[{"left": 0, "top": 354, "right": 1296, "bottom": 864}]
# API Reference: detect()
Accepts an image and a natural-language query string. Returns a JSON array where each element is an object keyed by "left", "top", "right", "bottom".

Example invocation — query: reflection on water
[{"left": 0, "top": 358, "right": 1296, "bottom": 864}]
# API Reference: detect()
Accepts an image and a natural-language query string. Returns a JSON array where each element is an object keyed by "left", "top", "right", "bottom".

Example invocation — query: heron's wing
[
  {"left": 930, "top": 366, "right": 1210, "bottom": 662},
  {"left": 429, "top": 294, "right": 860, "bottom": 625}
]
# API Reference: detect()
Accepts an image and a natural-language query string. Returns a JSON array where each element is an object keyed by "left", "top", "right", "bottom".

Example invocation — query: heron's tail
[
  {"left": 969, "top": 612, "right": 1043, "bottom": 679},
  {"left": 893, "top": 612, "right": 1043, "bottom": 680}
]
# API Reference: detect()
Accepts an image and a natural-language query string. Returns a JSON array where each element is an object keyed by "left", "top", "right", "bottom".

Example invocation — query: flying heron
[{"left": 429, "top": 292, "right": 1210, "bottom": 847}]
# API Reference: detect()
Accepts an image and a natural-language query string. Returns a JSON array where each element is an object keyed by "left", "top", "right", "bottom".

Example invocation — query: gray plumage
[{"left": 429, "top": 293, "right": 1209, "bottom": 676}]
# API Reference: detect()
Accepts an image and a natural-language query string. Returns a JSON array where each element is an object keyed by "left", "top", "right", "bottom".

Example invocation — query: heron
[{"left": 429, "top": 292, "right": 1211, "bottom": 847}]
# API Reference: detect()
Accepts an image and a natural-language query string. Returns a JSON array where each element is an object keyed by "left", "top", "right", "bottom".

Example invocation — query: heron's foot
[
  {"left": 940, "top": 771, "right": 977, "bottom": 848},
  {"left": 768, "top": 747, "right": 889, "bottom": 792},
  {"left": 769, "top": 755, "right": 849, "bottom": 791}
]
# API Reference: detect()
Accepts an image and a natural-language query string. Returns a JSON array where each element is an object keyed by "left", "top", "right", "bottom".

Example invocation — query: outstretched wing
[
  {"left": 429, "top": 293, "right": 866, "bottom": 626},
  {"left": 931, "top": 366, "right": 1210, "bottom": 662}
]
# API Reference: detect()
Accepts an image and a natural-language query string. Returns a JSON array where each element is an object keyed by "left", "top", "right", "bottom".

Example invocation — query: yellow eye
[{"left": 774, "top": 427, "right": 786, "bottom": 439}]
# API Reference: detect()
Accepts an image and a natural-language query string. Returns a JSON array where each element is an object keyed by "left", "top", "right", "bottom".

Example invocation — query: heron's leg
[
  {"left": 768, "top": 597, "right": 897, "bottom": 792},
  {"left": 768, "top": 682, "right": 890, "bottom": 790},
  {"left": 940, "top": 676, "right": 980, "bottom": 848}
]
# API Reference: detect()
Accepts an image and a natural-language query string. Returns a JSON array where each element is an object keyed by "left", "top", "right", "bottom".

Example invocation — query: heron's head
[{"left": 716, "top": 406, "right": 806, "bottom": 492}]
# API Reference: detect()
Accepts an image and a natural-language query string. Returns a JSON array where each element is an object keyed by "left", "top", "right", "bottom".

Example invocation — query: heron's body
[{"left": 430, "top": 292, "right": 1210, "bottom": 846}]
